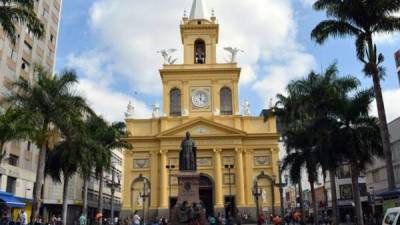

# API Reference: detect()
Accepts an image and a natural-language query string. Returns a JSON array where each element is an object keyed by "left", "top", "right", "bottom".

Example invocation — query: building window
[
  {"left": 223, "top": 174, "right": 235, "bottom": 185},
  {"left": 337, "top": 164, "right": 351, "bottom": 179},
  {"left": 25, "top": 27, "right": 34, "bottom": 39},
  {"left": 394, "top": 165, "right": 400, "bottom": 183},
  {"left": 339, "top": 184, "right": 353, "bottom": 199},
  {"left": 8, "top": 154, "right": 19, "bottom": 166},
  {"left": 42, "top": 8, "right": 48, "bottom": 17},
  {"left": 392, "top": 141, "right": 400, "bottom": 162},
  {"left": 50, "top": 34, "right": 54, "bottom": 43},
  {"left": 6, "top": 176, "right": 16, "bottom": 194},
  {"left": 9, "top": 49, "right": 17, "bottom": 62},
  {"left": 194, "top": 39, "right": 205, "bottom": 64},
  {"left": 27, "top": 141, "right": 31, "bottom": 151},
  {"left": 170, "top": 88, "right": 181, "bottom": 116},
  {"left": 23, "top": 41, "right": 32, "bottom": 53},
  {"left": 21, "top": 59, "right": 30, "bottom": 72},
  {"left": 372, "top": 168, "right": 387, "bottom": 183},
  {"left": 220, "top": 87, "right": 233, "bottom": 115}
]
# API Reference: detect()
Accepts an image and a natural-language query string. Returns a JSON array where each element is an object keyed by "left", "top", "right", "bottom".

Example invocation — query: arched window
[
  {"left": 220, "top": 87, "right": 232, "bottom": 115},
  {"left": 194, "top": 39, "right": 206, "bottom": 64},
  {"left": 170, "top": 88, "right": 181, "bottom": 116}
]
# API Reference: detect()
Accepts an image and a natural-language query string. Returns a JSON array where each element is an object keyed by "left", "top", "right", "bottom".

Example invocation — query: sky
[{"left": 55, "top": 0, "right": 400, "bottom": 123}]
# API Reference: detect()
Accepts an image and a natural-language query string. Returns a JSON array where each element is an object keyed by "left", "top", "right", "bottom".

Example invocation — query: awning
[
  {"left": 0, "top": 192, "right": 26, "bottom": 208},
  {"left": 377, "top": 188, "right": 400, "bottom": 199}
]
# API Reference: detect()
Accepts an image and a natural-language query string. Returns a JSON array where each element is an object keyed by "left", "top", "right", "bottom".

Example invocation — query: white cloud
[
  {"left": 67, "top": 51, "right": 152, "bottom": 122},
  {"left": 77, "top": 79, "right": 152, "bottom": 122},
  {"left": 300, "top": 0, "right": 316, "bottom": 7},
  {"left": 88, "top": 0, "right": 315, "bottom": 97},
  {"left": 374, "top": 32, "right": 400, "bottom": 45},
  {"left": 371, "top": 89, "right": 400, "bottom": 123},
  {"left": 252, "top": 51, "right": 316, "bottom": 107}
]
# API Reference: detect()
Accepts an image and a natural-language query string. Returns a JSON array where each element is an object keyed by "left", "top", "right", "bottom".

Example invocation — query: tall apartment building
[
  {"left": 366, "top": 117, "right": 400, "bottom": 214},
  {"left": 0, "top": 0, "right": 62, "bottom": 221},
  {"left": 395, "top": 50, "right": 400, "bottom": 86},
  {"left": 42, "top": 149, "right": 123, "bottom": 224}
]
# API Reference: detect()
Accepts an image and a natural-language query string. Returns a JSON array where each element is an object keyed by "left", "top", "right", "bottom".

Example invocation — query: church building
[{"left": 122, "top": 0, "right": 281, "bottom": 219}]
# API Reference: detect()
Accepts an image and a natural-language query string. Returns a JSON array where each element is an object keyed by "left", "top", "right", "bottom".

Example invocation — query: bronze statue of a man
[{"left": 179, "top": 132, "right": 197, "bottom": 171}]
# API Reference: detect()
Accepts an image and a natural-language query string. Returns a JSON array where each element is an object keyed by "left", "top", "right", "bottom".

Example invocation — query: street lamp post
[
  {"left": 370, "top": 187, "right": 376, "bottom": 216},
  {"left": 252, "top": 181, "right": 262, "bottom": 220},
  {"left": 166, "top": 164, "right": 176, "bottom": 219},
  {"left": 108, "top": 161, "right": 121, "bottom": 225},
  {"left": 272, "top": 161, "right": 288, "bottom": 217},
  {"left": 140, "top": 178, "right": 150, "bottom": 225},
  {"left": 224, "top": 164, "right": 234, "bottom": 225}
]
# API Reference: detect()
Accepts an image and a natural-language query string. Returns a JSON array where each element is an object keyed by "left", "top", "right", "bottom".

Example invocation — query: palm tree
[
  {"left": 5, "top": 66, "right": 92, "bottom": 219},
  {"left": 79, "top": 119, "right": 100, "bottom": 222},
  {"left": 311, "top": 0, "right": 400, "bottom": 190},
  {"left": 84, "top": 116, "right": 132, "bottom": 225},
  {"left": 276, "top": 83, "right": 320, "bottom": 225},
  {"left": 0, "top": 0, "right": 44, "bottom": 43},
  {"left": 0, "top": 108, "right": 29, "bottom": 163},
  {"left": 275, "top": 63, "right": 360, "bottom": 225},
  {"left": 46, "top": 110, "right": 91, "bottom": 225},
  {"left": 333, "top": 89, "right": 383, "bottom": 225}
]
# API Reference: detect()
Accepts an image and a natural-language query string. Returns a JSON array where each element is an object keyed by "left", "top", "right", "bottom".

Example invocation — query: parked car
[{"left": 383, "top": 207, "right": 400, "bottom": 225}]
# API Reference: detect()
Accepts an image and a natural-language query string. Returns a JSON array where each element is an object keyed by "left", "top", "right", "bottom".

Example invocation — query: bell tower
[
  {"left": 160, "top": 0, "right": 241, "bottom": 118},
  {"left": 181, "top": 0, "right": 219, "bottom": 64}
]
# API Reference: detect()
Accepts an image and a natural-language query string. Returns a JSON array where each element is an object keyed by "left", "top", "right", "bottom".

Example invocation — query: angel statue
[
  {"left": 242, "top": 98, "right": 251, "bottom": 116},
  {"left": 224, "top": 47, "right": 244, "bottom": 63},
  {"left": 125, "top": 101, "right": 134, "bottom": 119},
  {"left": 157, "top": 49, "right": 178, "bottom": 65}
]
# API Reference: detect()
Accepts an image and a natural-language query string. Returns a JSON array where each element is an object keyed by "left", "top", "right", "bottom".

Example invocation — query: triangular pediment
[{"left": 157, "top": 117, "right": 246, "bottom": 138}]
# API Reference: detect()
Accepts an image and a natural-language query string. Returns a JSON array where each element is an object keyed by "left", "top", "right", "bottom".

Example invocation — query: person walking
[
  {"left": 133, "top": 211, "right": 141, "bottom": 225},
  {"left": 209, "top": 215, "right": 216, "bottom": 225},
  {"left": 345, "top": 214, "right": 352, "bottom": 225},
  {"left": 18, "top": 209, "right": 27, "bottom": 225},
  {"left": 79, "top": 213, "right": 86, "bottom": 225}
]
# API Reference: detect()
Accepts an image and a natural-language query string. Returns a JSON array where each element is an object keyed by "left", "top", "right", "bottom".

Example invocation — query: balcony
[
  {"left": 20, "top": 69, "right": 30, "bottom": 81},
  {"left": 6, "top": 58, "right": 17, "bottom": 71},
  {"left": 24, "top": 36, "right": 33, "bottom": 47},
  {"left": 46, "top": 57, "right": 53, "bottom": 68},
  {"left": 36, "top": 47, "right": 44, "bottom": 58},
  {"left": 51, "top": 13, "right": 59, "bottom": 24},
  {"left": 22, "top": 50, "right": 32, "bottom": 63}
]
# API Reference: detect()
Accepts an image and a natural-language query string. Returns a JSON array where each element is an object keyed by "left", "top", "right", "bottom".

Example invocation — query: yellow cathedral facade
[{"left": 122, "top": 0, "right": 281, "bottom": 219}]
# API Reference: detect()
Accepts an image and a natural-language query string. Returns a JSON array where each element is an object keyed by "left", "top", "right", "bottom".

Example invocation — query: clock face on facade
[
  {"left": 190, "top": 87, "right": 211, "bottom": 111},
  {"left": 192, "top": 90, "right": 209, "bottom": 108}
]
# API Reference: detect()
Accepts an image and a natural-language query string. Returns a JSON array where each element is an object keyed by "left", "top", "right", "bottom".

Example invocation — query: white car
[{"left": 383, "top": 207, "right": 400, "bottom": 225}]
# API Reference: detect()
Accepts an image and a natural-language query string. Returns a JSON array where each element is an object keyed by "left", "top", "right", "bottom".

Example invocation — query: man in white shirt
[
  {"left": 133, "top": 212, "right": 141, "bottom": 225},
  {"left": 18, "top": 209, "right": 27, "bottom": 225}
]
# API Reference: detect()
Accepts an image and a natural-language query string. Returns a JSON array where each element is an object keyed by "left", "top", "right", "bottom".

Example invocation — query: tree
[
  {"left": 6, "top": 66, "right": 92, "bottom": 219},
  {"left": 0, "top": 0, "right": 44, "bottom": 43},
  {"left": 46, "top": 109, "right": 91, "bottom": 225},
  {"left": 275, "top": 63, "right": 360, "bottom": 225},
  {"left": 84, "top": 116, "right": 132, "bottom": 225},
  {"left": 333, "top": 89, "right": 383, "bottom": 225},
  {"left": 0, "top": 108, "right": 28, "bottom": 163},
  {"left": 79, "top": 119, "right": 100, "bottom": 222},
  {"left": 311, "top": 0, "right": 400, "bottom": 190}
]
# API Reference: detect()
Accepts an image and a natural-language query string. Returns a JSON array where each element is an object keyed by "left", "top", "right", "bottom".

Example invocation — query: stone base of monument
[{"left": 168, "top": 172, "right": 209, "bottom": 225}]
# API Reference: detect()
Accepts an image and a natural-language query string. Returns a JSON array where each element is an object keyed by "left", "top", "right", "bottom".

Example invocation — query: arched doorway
[{"left": 199, "top": 174, "right": 214, "bottom": 216}]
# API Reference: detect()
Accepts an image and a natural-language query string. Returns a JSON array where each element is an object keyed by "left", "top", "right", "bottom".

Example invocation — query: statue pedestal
[
  {"left": 168, "top": 171, "right": 209, "bottom": 225},
  {"left": 177, "top": 172, "right": 200, "bottom": 205}
]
